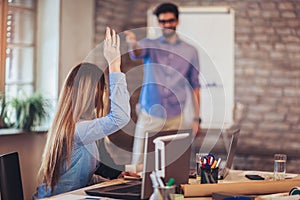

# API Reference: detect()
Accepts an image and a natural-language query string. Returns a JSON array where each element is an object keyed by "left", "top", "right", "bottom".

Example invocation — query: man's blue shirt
[{"left": 130, "top": 36, "right": 200, "bottom": 118}]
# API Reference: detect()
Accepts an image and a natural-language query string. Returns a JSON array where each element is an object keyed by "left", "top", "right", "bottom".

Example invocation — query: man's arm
[
  {"left": 124, "top": 31, "right": 143, "bottom": 57},
  {"left": 192, "top": 88, "right": 201, "bottom": 135}
]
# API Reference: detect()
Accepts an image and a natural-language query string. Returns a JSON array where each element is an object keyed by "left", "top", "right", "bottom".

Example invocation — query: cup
[
  {"left": 274, "top": 154, "right": 287, "bottom": 180},
  {"left": 201, "top": 167, "right": 219, "bottom": 184},
  {"left": 195, "top": 153, "right": 207, "bottom": 181},
  {"left": 158, "top": 185, "right": 176, "bottom": 200}
]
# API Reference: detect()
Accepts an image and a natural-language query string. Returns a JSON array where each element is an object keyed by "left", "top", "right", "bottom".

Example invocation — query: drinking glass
[{"left": 274, "top": 154, "right": 287, "bottom": 180}]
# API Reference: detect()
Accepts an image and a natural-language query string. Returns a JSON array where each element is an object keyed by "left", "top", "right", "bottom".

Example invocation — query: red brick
[
  {"left": 262, "top": 10, "right": 280, "bottom": 18},
  {"left": 264, "top": 113, "right": 285, "bottom": 122},
  {"left": 286, "top": 115, "right": 299, "bottom": 124},
  {"left": 260, "top": 2, "right": 276, "bottom": 10},
  {"left": 248, "top": 10, "right": 261, "bottom": 17},
  {"left": 276, "top": 28, "right": 292, "bottom": 35},
  {"left": 281, "top": 11, "right": 297, "bottom": 18},
  {"left": 286, "top": 44, "right": 300, "bottom": 52},
  {"left": 278, "top": 2, "right": 295, "bottom": 10},
  {"left": 282, "top": 36, "right": 300, "bottom": 42},
  {"left": 274, "top": 43, "right": 286, "bottom": 51},
  {"left": 287, "top": 19, "right": 300, "bottom": 27},
  {"left": 259, "top": 44, "right": 273, "bottom": 51}
]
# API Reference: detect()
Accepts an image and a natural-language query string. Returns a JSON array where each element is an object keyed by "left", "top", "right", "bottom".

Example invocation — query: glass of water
[{"left": 274, "top": 154, "right": 287, "bottom": 180}]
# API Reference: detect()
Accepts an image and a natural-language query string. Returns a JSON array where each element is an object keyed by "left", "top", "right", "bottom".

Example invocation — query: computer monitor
[
  {"left": 85, "top": 129, "right": 192, "bottom": 200},
  {"left": 141, "top": 129, "right": 192, "bottom": 199}
]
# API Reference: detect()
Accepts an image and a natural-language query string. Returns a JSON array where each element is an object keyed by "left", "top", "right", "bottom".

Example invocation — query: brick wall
[{"left": 95, "top": 0, "right": 300, "bottom": 173}]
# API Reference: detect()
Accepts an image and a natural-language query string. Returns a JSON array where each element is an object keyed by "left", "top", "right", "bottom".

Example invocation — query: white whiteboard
[{"left": 147, "top": 7, "right": 235, "bottom": 129}]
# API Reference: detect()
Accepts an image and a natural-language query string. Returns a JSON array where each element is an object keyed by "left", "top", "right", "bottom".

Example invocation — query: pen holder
[
  {"left": 158, "top": 185, "right": 176, "bottom": 200},
  {"left": 201, "top": 167, "right": 218, "bottom": 184}
]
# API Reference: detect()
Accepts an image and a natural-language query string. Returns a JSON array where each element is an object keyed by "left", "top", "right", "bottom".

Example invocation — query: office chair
[{"left": 0, "top": 151, "right": 24, "bottom": 200}]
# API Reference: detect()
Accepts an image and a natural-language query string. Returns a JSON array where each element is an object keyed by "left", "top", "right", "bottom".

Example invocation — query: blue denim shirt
[{"left": 35, "top": 72, "right": 130, "bottom": 199}]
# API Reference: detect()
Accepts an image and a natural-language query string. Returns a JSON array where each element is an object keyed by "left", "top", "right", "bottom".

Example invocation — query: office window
[{"left": 0, "top": 0, "right": 36, "bottom": 96}]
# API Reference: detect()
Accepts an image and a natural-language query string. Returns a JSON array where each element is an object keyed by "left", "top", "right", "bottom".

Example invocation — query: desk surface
[{"left": 42, "top": 170, "right": 299, "bottom": 200}]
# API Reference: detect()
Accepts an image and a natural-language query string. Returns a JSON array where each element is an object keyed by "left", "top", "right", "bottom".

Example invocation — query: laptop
[
  {"left": 85, "top": 129, "right": 192, "bottom": 200},
  {"left": 218, "top": 129, "right": 240, "bottom": 180}
]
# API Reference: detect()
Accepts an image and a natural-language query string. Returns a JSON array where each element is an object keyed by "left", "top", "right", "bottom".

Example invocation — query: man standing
[{"left": 126, "top": 2, "right": 201, "bottom": 165}]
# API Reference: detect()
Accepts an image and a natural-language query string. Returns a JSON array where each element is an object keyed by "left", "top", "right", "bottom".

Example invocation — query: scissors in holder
[{"left": 201, "top": 154, "right": 215, "bottom": 169}]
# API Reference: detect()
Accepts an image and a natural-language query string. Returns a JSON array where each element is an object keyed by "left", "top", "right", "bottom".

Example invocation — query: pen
[
  {"left": 216, "top": 158, "right": 221, "bottom": 168},
  {"left": 211, "top": 160, "right": 217, "bottom": 168}
]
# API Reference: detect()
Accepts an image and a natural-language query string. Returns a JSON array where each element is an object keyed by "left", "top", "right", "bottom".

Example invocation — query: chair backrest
[{"left": 0, "top": 152, "right": 24, "bottom": 200}]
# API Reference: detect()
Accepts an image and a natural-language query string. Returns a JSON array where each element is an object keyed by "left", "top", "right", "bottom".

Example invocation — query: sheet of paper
[
  {"left": 256, "top": 194, "right": 300, "bottom": 200},
  {"left": 243, "top": 171, "right": 298, "bottom": 180}
]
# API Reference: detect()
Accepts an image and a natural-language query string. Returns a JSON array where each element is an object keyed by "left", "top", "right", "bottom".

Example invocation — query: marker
[{"left": 166, "top": 178, "right": 174, "bottom": 186}]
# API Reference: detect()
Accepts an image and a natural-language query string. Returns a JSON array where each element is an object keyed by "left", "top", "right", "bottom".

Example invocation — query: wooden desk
[
  {"left": 183, "top": 170, "right": 300, "bottom": 199},
  {"left": 42, "top": 170, "right": 299, "bottom": 200}
]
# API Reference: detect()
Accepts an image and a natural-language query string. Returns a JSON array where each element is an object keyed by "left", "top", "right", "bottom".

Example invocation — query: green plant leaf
[{"left": 10, "top": 92, "right": 50, "bottom": 131}]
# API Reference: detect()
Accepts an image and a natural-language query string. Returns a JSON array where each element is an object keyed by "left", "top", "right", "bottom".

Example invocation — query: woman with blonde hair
[{"left": 34, "top": 27, "right": 130, "bottom": 198}]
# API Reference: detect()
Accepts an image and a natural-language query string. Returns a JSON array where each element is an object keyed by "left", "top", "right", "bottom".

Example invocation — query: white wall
[
  {"left": 59, "top": 0, "right": 95, "bottom": 90},
  {"left": 36, "top": 0, "right": 94, "bottom": 97},
  {"left": 36, "top": 0, "right": 60, "bottom": 100}
]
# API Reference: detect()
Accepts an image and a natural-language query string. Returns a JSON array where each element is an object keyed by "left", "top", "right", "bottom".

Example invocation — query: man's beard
[{"left": 162, "top": 27, "right": 176, "bottom": 38}]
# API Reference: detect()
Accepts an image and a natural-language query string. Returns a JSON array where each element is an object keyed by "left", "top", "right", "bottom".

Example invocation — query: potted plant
[
  {"left": 0, "top": 93, "right": 13, "bottom": 129},
  {"left": 11, "top": 92, "right": 49, "bottom": 131}
]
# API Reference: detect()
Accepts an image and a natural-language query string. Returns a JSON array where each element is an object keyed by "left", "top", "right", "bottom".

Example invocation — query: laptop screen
[
  {"left": 224, "top": 129, "right": 240, "bottom": 169},
  {"left": 218, "top": 129, "right": 240, "bottom": 179}
]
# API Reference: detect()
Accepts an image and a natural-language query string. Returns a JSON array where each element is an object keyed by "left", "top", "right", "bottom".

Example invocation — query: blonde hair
[{"left": 39, "top": 63, "right": 108, "bottom": 191}]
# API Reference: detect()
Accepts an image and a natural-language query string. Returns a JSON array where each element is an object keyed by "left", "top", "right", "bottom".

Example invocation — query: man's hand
[{"left": 124, "top": 31, "right": 137, "bottom": 48}]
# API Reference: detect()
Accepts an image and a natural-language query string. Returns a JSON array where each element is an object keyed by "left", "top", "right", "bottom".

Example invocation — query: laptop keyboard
[
  {"left": 109, "top": 184, "right": 141, "bottom": 194},
  {"left": 85, "top": 182, "right": 142, "bottom": 200}
]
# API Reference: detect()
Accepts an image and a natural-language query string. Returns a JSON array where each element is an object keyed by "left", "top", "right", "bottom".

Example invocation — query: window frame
[
  {"left": 0, "top": 0, "right": 37, "bottom": 94},
  {"left": 0, "top": 0, "right": 8, "bottom": 92}
]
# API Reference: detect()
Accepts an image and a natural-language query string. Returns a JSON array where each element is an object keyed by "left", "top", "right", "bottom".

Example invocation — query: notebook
[
  {"left": 85, "top": 129, "right": 192, "bottom": 200},
  {"left": 218, "top": 129, "right": 240, "bottom": 180}
]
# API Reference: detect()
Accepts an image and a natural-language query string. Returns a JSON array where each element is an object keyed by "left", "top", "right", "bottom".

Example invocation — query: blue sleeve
[{"left": 74, "top": 72, "right": 130, "bottom": 145}]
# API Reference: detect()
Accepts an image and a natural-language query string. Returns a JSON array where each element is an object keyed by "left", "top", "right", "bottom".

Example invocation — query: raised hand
[
  {"left": 124, "top": 30, "right": 142, "bottom": 56},
  {"left": 124, "top": 31, "right": 137, "bottom": 48},
  {"left": 104, "top": 27, "right": 121, "bottom": 72}
]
